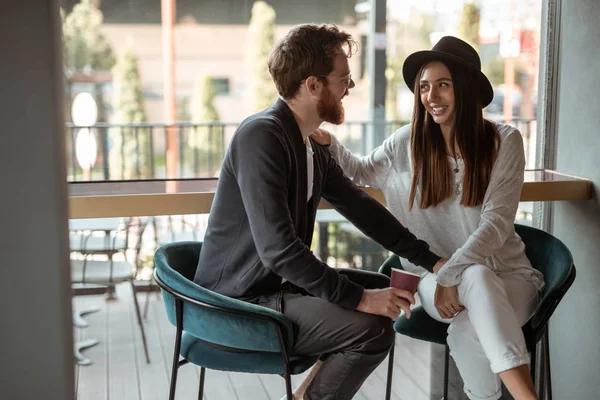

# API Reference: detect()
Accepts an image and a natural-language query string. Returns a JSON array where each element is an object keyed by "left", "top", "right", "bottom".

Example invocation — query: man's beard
[{"left": 317, "top": 86, "right": 345, "bottom": 125}]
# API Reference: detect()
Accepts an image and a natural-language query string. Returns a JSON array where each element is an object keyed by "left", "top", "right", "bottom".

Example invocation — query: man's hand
[
  {"left": 356, "top": 288, "right": 415, "bottom": 320},
  {"left": 434, "top": 284, "right": 464, "bottom": 319},
  {"left": 311, "top": 128, "right": 332, "bottom": 146},
  {"left": 432, "top": 258, "right": 448, "bottom": 274}
]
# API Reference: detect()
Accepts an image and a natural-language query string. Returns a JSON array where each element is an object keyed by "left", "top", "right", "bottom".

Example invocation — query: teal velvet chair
[
  {"left": 154, "top": 242, "right": 319, "bottom": 400},
  {"left": 379, "top": 224, "right": 576, "bottom": 400}
]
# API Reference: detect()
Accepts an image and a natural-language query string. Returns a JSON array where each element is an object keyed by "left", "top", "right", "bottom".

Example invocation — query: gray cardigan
[{"left": 193, "top": 99, "right": 440, "bottom": 312}]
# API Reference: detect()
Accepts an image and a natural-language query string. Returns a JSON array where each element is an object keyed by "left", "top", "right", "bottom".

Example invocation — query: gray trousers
[{"left": 282, "top": 269, "right": 395, "bottom": 400}]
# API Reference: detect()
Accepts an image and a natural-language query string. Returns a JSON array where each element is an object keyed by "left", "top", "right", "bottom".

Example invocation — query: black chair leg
[
  {"left": 169, "top": 361, "right": 179, "bottom": 400},
  {"left": 131, "top": 281, "right": 150, "bottom": 363},
  {"left": 443, "top": 345, "right": 450, "bottom": 400},
  {"left": 170, "top": 300, "right": 184, "bottom": 400},
  {"left": 284, "top": 371, "right": 293, "bottom": 400},
  {"left": 198, "top": 367, "right": 206, "bottom": 400},
  {"left": 543, "top": 331, "right": 552, "bottom": 400},
  {"left": 143, "top": 278, "right": 155, "bottom": 320},
  {"left": 538, "top": 342, "right": 546, "bottom": 399},
  {"left": 530, "top": 341, "right": 537, "bottom": 385},
  {"left": 385, "top": 341, "right": 395, "bottom": 400}
]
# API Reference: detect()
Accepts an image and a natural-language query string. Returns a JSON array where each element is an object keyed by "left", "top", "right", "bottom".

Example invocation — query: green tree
[
  {"left": 482, "top": 55, "right": 505, "bottom": 86},
  {"left": 245, "top": 1, "right": 278, "bottom": 113},
  {"left": 386, "top": 56, "right": 403, "bottom": 121},
  {"left": 458, "top": 2, "right": 480, "bottom": 52},
  {"left": 191, "top": 75, "right": 220, "bottom": 123},
  {"left": 62, "top": 0, "right": 115, "bottom": 73},
  {"left": 189, "top": 75, "right": 223, "bottom": 176},
  {"left": 387, "top": 8, "right": 434, "bottom": 120},
  {"left": 109, "top": 47, "right": 149, "bottom": 179}
]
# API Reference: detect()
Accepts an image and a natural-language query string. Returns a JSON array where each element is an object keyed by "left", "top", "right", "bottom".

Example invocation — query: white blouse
[{"left": 328, "top": 123, "right": 545, "bottom": 290}]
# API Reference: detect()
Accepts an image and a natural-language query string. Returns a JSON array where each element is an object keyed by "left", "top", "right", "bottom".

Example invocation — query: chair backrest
[
  {"left": 154, "top": 241, "right": 294, "bottom": 353},
  {"left": 514, "top": 224, "right": 576, "bottom": 332},
  {"left": 159, "top": 240, "right": 200, "bottom": 281},
  {"left": 378, "top": 253, "right": 403, "bottom": 277},
  {"left": 127, "top": 217, "right": 150, "bottom": 267}
]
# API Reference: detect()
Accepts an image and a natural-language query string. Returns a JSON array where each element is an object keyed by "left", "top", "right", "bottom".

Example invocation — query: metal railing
[
  {"left": 66, "top": 122, "right": 239, "bottom": 181},
  {"left": 66, "top": 117, "right": 536, "bottom": 182}
]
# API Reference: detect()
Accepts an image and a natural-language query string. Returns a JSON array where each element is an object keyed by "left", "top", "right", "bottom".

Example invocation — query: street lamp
[
  {"left": 71, "top": 92, "right": 98, "bottom": 127},
  {"left": 71, "top": 92, "right": 99, "bottom": 180},
  {"left": 75, "top": 128, "right": 98, "bottom": 172}
]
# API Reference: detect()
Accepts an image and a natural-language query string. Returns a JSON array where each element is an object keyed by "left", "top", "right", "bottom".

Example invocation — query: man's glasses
[{"left": 314, "top": 73, "right": 352, "bottom": 87}]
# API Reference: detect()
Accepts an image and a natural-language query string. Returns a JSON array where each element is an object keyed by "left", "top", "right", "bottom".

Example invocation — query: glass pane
[
  {"left": 60, "top": 0, "right": 360, "bottom": 181},
  {"left": 60, "top": 0, "right": 542, "bottom": 177}
]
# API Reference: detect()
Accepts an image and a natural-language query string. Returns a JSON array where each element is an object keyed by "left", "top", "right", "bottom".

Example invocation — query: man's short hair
[{"left": 268, "top": 24, "right": 357, "bottom": 100}]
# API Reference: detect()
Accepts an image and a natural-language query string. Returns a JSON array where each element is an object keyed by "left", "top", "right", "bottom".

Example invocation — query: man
[{"left": 194, "top": 24, "right": 442, "bottom": 400}]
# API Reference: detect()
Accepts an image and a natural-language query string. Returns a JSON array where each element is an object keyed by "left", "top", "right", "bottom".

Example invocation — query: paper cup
[{"left": 390, "top": 268, "right": 421, "bottom": 294}]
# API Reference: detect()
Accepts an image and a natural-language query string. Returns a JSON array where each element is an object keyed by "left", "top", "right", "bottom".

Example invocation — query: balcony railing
[{"left": 66, "top": 117, "right": 536, "bottom": 182}]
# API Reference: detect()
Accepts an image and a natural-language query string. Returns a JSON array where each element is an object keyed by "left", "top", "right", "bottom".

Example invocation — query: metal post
[
  {"left": 178, "top": 125, "right": 184, "bottom": 177},
  {"left": 135, "top": 126, "right": 141, "bottom": 178},
  {"left": 366, "top": 0, "right": 387, "bottom": 153},
  {"left": 162, "top": 0, "right": 178, "bottom": 179},
  {"left": 102, "top": 127, "right": 110, "bottom": 180},
  {"left": 71, "top": 127, "right": 78, "bottom": 180},
  {"left": 149, "top": 126, "right": 155, "bottom": 179}
]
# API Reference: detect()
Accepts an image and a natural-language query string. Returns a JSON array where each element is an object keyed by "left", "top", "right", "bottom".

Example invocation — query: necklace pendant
[{"left": 453, "top": 168, "right": 459, "bottom": 173}]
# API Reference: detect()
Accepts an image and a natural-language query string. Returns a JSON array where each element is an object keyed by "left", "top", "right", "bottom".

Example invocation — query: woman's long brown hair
[{"left": 408, "top": 59, "right": 500, "bottom": 210}]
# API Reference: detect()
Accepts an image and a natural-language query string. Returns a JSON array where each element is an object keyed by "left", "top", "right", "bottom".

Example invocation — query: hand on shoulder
[
  {"left": 311, "top": 128, "right": 332, "bottom": 146},
  {"left": 432, "top": 258, "right": 448, "bottom": 274}
]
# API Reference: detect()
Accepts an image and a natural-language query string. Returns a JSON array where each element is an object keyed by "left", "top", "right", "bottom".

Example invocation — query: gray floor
[{"left": 73, "top": 283, "right": 450, "bottom": 400}]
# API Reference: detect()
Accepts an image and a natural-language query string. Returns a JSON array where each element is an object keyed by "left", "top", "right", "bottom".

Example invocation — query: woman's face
[{"left": 419, "top": 61, "right": 455, "bottom": 133}]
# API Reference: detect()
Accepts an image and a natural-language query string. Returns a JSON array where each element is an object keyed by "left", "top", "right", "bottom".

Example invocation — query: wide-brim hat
[{"left": 402, "top": 36, "right": 494, "bottom": 107}]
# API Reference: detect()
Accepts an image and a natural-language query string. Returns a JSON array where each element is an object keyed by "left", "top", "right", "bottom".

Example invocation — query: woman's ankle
[{"left": 498, "top": 364, "right": 537, "bottom": 400}]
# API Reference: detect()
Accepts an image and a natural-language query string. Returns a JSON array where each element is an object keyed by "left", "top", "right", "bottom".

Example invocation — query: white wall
[
  {"left": 550, "top": 0, "right": 600, "bottom": 398},
  {"left": 0, "top": 0, "right": 74, "bottom": 398}
]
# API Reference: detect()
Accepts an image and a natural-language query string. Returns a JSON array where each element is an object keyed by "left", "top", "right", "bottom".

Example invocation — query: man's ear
[{"left": 305, "top": 76, "right": 322, "bottom": 96}]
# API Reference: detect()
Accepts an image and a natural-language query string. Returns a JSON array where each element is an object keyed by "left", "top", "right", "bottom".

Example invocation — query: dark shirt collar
[{"left": 272, "top": 98, "right": 305, "bottom": 147}]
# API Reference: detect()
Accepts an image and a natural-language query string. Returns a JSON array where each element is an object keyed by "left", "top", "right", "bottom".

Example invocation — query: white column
[{"left": 0, "top": 0, "right": 74, "bottom": 398}]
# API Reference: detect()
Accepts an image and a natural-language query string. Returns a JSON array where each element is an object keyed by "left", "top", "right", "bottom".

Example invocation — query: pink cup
[{"left": 390, "top": 268, "right": 421, "bottom": 294}]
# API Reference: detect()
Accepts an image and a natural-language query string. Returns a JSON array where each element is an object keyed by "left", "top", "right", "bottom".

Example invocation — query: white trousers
[{"left": 418, "top": 265, "right": 539, "bottom": 400}]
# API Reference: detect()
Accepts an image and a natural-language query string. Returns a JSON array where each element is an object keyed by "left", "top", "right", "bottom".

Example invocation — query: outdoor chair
[
  {"left": 379, "top": 224, "right": 576, "bottom": 400},
  {"left": 70, "top": 217, "right": 151, "bottom": 363},
  {"left": 69, "top": 217, "right": 128, "bottom": 255},
  {"left": 153, "top": 241, "right": 319, "bottom": 400},
  {"left": 142, "top": 216, "right": 208, "bottom": 319},
  {"left": 156, "top": 215, "right": 207, "bottom": 246}
]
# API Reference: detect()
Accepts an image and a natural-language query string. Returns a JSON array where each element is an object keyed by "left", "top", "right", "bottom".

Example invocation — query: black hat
[{"left": 402, "top": 36, "right": 494, "bottom": 107}]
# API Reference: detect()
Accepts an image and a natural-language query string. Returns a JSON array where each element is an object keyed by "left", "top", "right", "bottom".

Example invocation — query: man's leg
[{"left": 284, "top": 269, "right": 394, "bottom": 400}]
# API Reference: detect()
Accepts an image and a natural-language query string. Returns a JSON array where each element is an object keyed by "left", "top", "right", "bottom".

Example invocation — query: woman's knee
[
  {"left": 460, "top": 265, "right": 502, "bottom": 295},
  {"left": 447, "top": 312, "right": 478, "bottom": 352},
  {"left": 461, "top": 264, "right": 496, "bottom": 283}
]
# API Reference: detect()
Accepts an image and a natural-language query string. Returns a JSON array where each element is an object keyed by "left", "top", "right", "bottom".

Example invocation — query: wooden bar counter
[{"left": 68, "top": 170, "right": 592, "bottom": 219}]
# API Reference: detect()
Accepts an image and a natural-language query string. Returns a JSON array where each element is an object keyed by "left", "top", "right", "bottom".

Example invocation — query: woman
[{"left": 306, "top": 36, "right": 545, "bottom": 400}]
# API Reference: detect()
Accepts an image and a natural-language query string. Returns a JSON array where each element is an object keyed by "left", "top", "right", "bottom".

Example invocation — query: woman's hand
[
  {"left": 311, "top": 128, "right": 332, "bottom": 146},
  {"left": 432, "top": 258, "right": 448, "bottom": 274},
  {"left": 434, "top": 284, "right": 464, "bottom": 319}
]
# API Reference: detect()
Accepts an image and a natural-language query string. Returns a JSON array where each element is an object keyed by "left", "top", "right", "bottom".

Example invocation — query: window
[{"left": 212, "top": 77, "right": 230, "bottom": 96}]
